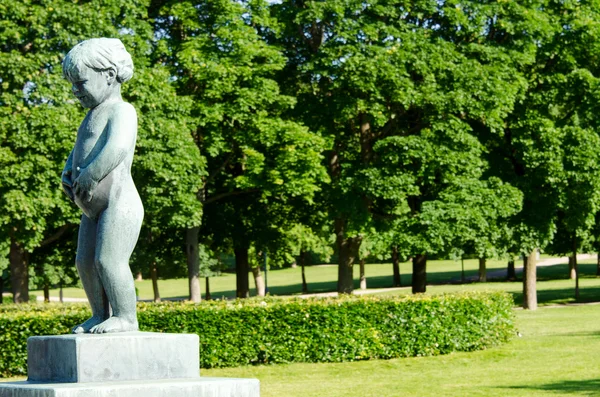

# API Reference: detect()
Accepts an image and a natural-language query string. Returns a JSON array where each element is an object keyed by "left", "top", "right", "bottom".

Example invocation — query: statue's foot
[
  {"left": 89, "top": 316, "right": 138, "bottom": 334},
  {"left": 72, "top": 316, "right": 105, "bottom": 334}
]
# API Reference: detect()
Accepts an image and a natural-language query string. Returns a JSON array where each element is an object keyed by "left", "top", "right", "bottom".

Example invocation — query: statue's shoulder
[{"left": 107, "top": 102, "right": 137, "bottom": 124}]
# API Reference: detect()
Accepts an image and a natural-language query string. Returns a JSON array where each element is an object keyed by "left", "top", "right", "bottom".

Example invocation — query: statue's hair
[{"left": 63, "top": 38, "right": 134, "bottom": 83}]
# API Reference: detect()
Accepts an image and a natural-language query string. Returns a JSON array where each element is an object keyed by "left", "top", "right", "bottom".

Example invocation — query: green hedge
[{"left": 0, "top": 292, "right": 514, "bottom": 377}]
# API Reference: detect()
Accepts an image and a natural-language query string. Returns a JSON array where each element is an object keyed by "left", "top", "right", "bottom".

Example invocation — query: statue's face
[{"left": 67, "top": 66, "right": 114, "bottom": 109}]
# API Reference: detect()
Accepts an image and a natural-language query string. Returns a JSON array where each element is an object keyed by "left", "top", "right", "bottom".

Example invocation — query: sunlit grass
[
  {"left": 29, "top": 257, "right": 600, "bottom": 307},
  {"left": 199, "top": 304, "right": 600, "bottom": 397},
  {"left": 34, "top": 257, "right": 510, "bottom": 301}
]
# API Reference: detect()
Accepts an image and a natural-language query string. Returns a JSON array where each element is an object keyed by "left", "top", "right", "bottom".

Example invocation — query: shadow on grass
[
  {"left": 508, "top": 284, "right": 600, "bottom": 306},
  {"left": 504, "top": 379, "right": 600, "bottom": 395}
]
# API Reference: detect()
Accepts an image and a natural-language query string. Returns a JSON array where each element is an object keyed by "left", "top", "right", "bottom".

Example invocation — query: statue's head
[{"left": 63, "top": 38, "right": 134, "bottom": 108}]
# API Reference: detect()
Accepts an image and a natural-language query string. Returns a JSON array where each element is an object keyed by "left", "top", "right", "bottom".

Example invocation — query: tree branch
[
  {"left": 40, "top": 224, "right": 74, "bottom": 247},
  {"left": 203, "top": 189, "right": 261, "bottom": 205}
]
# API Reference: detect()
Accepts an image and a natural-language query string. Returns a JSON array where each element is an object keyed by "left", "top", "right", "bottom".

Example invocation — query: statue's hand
[
  {"left": 73, "top": 168, "right": 98, "bottom": 203},
  {"left": 61, "top": 169, "right": 75, "bottom": 202}
]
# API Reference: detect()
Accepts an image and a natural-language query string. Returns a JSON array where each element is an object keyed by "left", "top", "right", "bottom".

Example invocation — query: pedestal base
[
  {"left": 28, "top": 332, "right": 200, "bottom": 383},
  {"left": 0, "top": 377, "right": 260, "bottom": 397}
]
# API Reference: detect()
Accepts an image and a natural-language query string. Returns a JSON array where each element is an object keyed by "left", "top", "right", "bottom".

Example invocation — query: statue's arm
[
  {"left": 74, "top": 103, "right": 137, "bottom": 200},
  {"left": 61, "top": 150, "right": 75, "bottom": 201}
]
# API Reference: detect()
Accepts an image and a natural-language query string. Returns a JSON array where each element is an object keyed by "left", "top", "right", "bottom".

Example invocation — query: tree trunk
[
  {"left": 235, "top": 247, "right": 250, "bottom": 298},
  {"left": 186, "top": 227, "right": 201, "bottom": 303},
  {"left": 335, "top": 219, "right": 361, "bottom": 294},
  {"left": 299, "top": 250, "right": 308, "bottom": 294},
  {"left": 252, "top": 265, "right": 266, "bottom": 297},
  {"left": 359, "top": 258, "right": 367, "bottom": 290},
  {"left": 478, "top": 257, "right": 487, "bottom": 282},
  {"left": 523, "top": 250, "right": 537, "bottom": 310},
  {"left": 43, "top": 284, "right": 50, "bottom": 303},
  {"left": 412, "top": 254, "right": 427, "bottom": 294},
  {"left": 597, "top": 252, "right": 600, "bottom": 276},
  {"left": 9, "top": 236, "right": 29, "bottom": 303},
  {"left": 0, "top": 275, "right": 3, "bottom": 304},
  {"left": 205, "top": 277, "right": 211, "bottom": 301},
  {"left": 392, "top": 246, "right": 401, "bottom": 287},
  {"left": 59, "top": 282, "right": 64, "bottom": 303},
  {"left": 573, "top": 236, "right": 579, "bottom": 300},
  {"left": 507, "top": 260, "right": 516, "bottom": 281},
  {"left": 151, "top": 261, "right": 161, "bottom": 303},
  {"left": 569, "top": 255, "right": 576, "bottom": 280}
]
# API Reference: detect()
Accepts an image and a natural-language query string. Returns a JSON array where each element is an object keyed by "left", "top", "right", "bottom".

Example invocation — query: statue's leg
[
  {"left": 89, "top": 202, "right": 142, "bottom": 334},
  {"left": 72, "top": 215, "right": 110, "bottom": 334}
]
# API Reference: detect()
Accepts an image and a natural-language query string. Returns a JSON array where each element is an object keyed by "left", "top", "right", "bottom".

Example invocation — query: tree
[
  {"left": 129, "top": 66, "right": 205, "bottom": 302},
  {"left": 198, "top": 243, "right": 223, "bottom": 300},
  {"left": 272, "top": 0, "right": 524, "bottom": 294},
  {"left": 154, "top": 0, "right": 327, "bottom": 298},
  {"left": 0, "top": 0, "right": 205, "bottom": 303}
]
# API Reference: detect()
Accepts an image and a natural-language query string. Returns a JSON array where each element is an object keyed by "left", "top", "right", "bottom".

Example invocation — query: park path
[
  {"left": 463, "top": 253, "right": 596, "bottom": 282},
  {"left": 297, "top": 253, "right": 597, "bottom": 299}
]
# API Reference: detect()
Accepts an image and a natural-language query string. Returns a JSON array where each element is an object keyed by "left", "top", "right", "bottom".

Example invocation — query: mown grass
[
  {"left": 31, "top": 257, "right": 600, "bottom": 308},
  {"left": 201, "top": 304, "right": 600, "bottom": 397},
  {"left": 4, "top": 301, "right": 600, "bottom": 396},
  {"left": 35, "top": 257, "right": 511, "bottom": 301}
]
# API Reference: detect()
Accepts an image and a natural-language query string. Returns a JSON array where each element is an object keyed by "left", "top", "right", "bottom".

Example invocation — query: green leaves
[{"left": 0, "top": 292, "right": 514, "bottom": 375}]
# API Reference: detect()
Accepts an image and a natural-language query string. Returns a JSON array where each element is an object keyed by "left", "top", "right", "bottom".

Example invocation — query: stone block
[
  {"left": 27, "top": 332, "right": 200, "bottom": 383},
  {"left": 0, "top": 377, "right": 260, "bottom": 397}
]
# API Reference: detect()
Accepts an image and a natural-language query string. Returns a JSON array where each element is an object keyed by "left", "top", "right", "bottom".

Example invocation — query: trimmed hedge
[{"left": 0, "top": 292, "right": 514, "bottom": 376}]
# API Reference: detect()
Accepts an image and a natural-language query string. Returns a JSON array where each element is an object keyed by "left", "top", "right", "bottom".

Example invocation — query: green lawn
[
  {"left": 202, "top": 304, "right": 600, "bottom": 397},
  {"left": 4, "top": 299, "right": 600, "bottom": 396},
  {"left": 31, "top": 257, "right": 600, "bottom": 309},
  {"left": 35, "top": 257, "right": 512, "bottom": 301}
]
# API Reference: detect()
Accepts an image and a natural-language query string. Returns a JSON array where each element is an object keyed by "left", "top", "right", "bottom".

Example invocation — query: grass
[
  {"left": 30, "top": 257, "right": 600, "bottom": 308},
  {"left": 4, "top": 295, "right": 600, "bottom": 396},
  {"left": 33, "top": 257, "right": 512, "bottom": 301},
  {"left": 6, "top": 257, "right": 600, "bottom": 395},
  {"left": 378, "top": 261, "right": 600, "bottom": 306},
  {"left": 200, "top": 304, "right": 600, "bottom": 397}
]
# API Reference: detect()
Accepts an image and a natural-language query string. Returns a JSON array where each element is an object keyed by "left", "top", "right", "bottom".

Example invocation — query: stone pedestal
[{"left": 0, "top": 332, "right": 259, "bottom": 397}]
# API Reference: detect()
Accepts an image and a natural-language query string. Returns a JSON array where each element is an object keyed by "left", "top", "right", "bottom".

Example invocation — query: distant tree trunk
[
  {"left": 205, "top": 277, "right": 211, "bottom": 300},
  {"left": 569, "top": 255, "right": 576, "bottom": 280},
  {"left": 573, "top": 236, "right": 579, "bottom": 300},
  {"left": 151, "top": 261, "right": 161, "bottom": 303},
  {"left": 336, "top": 219, "right": 361, "bottom": 294},
  {"left": 0, "top": 275, "right": 4, "bottom": 304},
  {"left": 299, "top": 250, "right": 308, "bottom": 294},
  {"left": 392, "top": 246, "right": 401, "bottom": 287},
  {"left": 478, "top": 257, "right": 487, "bottom": 282},
  {"left": 9, "top": 236, "right": 29, "bottom": 303},
  {"left": 252, "top": 265, "right": 266, "bottom": 297},
  {"left": 59, "top": 281, "right": 64, "bottom": 303},
  {"left": 597, "top": 252, "right": 600, "bottom": 276},
  {"left": 359, "top": 258, "right": 367, "bottom": 290},
  {"left": 43, "top": 284, "right": 50, "bottom": 303},
  {"left": 507, "top": 260, "right": 516, "bottom": 281},
  {"left": 523, "top": 250, "right": 537, "bottom": 310},
  {"left": 235, "top": 246, "right": 250, "bottom": 298},
  {"left": 186, "top": 227, "right": 201, "bottom": 303},
  {"left": 412, "top": 254, "right": 427, "bottom": 294}
]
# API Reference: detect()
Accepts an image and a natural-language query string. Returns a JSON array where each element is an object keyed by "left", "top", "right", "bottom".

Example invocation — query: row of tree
[{"left": 2, "top": 0, "right": 600, "bottom": 310}]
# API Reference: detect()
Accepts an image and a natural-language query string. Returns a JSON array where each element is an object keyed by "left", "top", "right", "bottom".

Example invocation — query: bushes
[{"left": 0, "top": 292, "right": 514, "bottom": 376}]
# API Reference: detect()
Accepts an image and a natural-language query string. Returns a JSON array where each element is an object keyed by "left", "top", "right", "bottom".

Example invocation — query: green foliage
[{"left": 0, "top": 292, "right": 514, "bottom": 376}]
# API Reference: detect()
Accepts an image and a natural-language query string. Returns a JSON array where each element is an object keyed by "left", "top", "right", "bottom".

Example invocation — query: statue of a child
[{"left": 61, "top": 38, "right": 143, "bottom": 334}]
